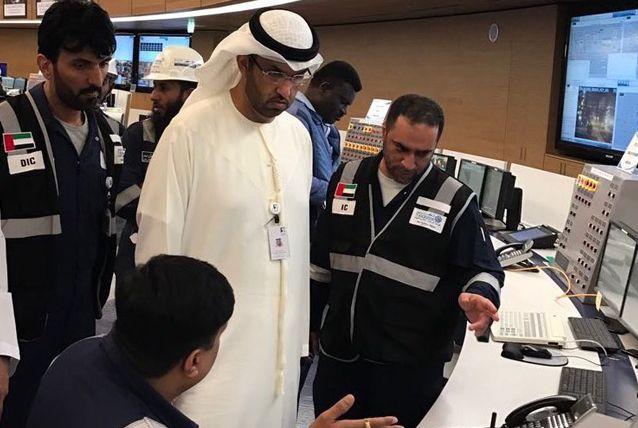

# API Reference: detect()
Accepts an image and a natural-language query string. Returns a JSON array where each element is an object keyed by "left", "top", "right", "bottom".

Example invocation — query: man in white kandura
[{"left": 135, "top": 8, "right": 324, "bottom": 428}]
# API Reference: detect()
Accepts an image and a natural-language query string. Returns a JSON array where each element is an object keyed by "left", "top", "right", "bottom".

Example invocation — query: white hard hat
[
  {"left": 107, "top": 58, "right": 117, "bottom": 77},
  {"left": 143, "top": 46, "right": 203, "bottom": 83}
]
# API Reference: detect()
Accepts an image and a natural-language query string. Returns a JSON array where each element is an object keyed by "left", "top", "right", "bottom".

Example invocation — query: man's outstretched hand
[
  {"left": 458, "top": 292, "right": 499, "bottom": 336},
  {"left": 310, "top": 394, "right": 403, "bottom": 428}
]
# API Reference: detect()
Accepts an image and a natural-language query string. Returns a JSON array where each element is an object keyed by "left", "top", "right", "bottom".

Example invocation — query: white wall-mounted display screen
[
  {"left": 560, "top": 9, "right": 638, "bottom": 156},
  {"left": 137, "top": 35, "right": 190, "bottom": 89},
  {"left": 114, "top": 34, "right": 135, "bottom": 86}
]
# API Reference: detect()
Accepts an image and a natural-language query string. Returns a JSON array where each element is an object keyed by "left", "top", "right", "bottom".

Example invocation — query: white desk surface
[{"left": 419, "top": 238, "right": 620, "bottom": 428}]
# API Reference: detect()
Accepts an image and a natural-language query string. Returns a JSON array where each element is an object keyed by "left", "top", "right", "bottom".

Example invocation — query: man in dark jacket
[
  {"left": 311, "top": 94, "right": 504, "bottom": 428},
  {"left": 0, "top": 2, "right": 120, "bottom": 425}
]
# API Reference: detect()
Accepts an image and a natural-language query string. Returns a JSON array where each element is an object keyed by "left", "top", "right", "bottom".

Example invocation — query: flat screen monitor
[
  {"left": 1, "top": 77, "right": 14, "bottom": 90},
  {"left": 13, "top": 77, "right": 26, "bottom": 92},
  {"left": 431, "top": 153, "right": 457, "bottom": 176},
  {"left": 480, "top": 167, "right": 515, "bottom": 220},
  {"left": 114, "top": 34, "right": 135, "bottom": 87},
  {"left": 558, "top": 8, "right": 638, "bottom": 163},
  {"left": 457, "top": 159, "right": 487, "bottom": 202},
  {"left": 0, "top": 63, "right": 7, "bottom": 77},
  {"left": 621, "top": 241, "right": 638, "bottom": 337},
  {"left": 137, "top": 34, "right": 191, "bottom": 89},
  {"left": 596, "top": 222, "right": 637, "bottom": 316}
]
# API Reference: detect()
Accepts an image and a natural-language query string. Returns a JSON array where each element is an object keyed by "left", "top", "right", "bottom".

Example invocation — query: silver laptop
[{"left": 491, "top": 310, "right": 567, "bottom": 347}]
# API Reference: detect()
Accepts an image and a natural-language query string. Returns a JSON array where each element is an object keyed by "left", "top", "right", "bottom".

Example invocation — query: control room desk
[{"left": 419, "top": 242, "right": 638, "bottom": 427}]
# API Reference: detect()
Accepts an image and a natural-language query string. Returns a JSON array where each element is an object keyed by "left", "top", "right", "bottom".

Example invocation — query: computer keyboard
[
  {"left": 558, "top": 367, "right": 606, "bottom": 414},
  {"left": 567, "top": 317, "right": 620, "bottom": 352}
]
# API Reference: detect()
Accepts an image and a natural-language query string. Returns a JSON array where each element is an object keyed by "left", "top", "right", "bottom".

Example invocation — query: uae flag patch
[
  {"left": 3, "top": 132, "right": 36, "bottom": 153},
  {"left": 335, "top": 182, "right": 357, "bottom": 199}
]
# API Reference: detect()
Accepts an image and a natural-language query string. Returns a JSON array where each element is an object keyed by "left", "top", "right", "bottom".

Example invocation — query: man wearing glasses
[{"left": 135, "top": 9, "right": 324, "bottom": 428}]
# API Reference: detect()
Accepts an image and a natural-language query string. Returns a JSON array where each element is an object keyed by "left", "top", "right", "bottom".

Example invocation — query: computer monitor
[
  {"left": 114, "top": 34, "right": 135, "bottom": 87},
  {"left": 136, "top": 34, "right": 191, "bottom": 89},
  {"left": 596, "top": 222, "right": 638, "bottom": 316},
  {"left": 480, "top": 166, "right": 515, "bottom": 220},
  {"left": 457, "top": 159, "right": 488, "bottom": 202},
  {"left": 0, "top": 63, "right": 7, "bottom": 77},
  {"left": 431, "top": 153, "right": 457, "bottom": 176},
  {"left": 557, "top": 7, "right": 638, "bottom": 164},
  {"left": 13, "top": 77, "right": 26, "bottom": 92},
  {"left": 621, "top": 244, "right": 638, "bottom": 337},
  {"left": 1, "top": 77, "right": 14, "bottom": 91}
]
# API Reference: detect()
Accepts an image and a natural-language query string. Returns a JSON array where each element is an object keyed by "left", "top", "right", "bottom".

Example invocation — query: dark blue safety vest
[
  {"left": 317, "top": 155, "right": 477, "bottom": 366},
  {"left": 0, "top": 84, "right": 121, "bottom": 341}
]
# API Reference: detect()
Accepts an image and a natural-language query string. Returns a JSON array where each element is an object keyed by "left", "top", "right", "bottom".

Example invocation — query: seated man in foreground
[{"left": 27, "top": 255, "right": 402, "bottom": 428}]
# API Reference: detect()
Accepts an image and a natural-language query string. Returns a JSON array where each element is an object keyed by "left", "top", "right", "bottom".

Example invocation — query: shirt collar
[
  {"left": 295, "top": 91, "right": 317, "bottom": 113},
  {"left": 102, "top": 333, "right": 199, "bottom": 428}
]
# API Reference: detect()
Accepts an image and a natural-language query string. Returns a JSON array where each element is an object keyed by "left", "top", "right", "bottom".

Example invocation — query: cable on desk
[
  {"left": 508, "top": 265, "right": 599, "bottom": 301},
  {"left": 561, "top": 339, "right": 609, "bottom": 359}
]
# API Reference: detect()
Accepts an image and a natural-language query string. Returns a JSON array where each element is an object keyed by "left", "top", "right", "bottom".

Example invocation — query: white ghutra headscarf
[{"left": 183, "top": 9, "right": 324, "bottom": 109}]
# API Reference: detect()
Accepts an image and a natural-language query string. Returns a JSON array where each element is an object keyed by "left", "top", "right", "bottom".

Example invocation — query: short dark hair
[
  {"left": 114, "top": 255, "right": 235, "bottom": 378},
  {"left": 38, "top": 0, "right": 115, "bottom": 62},
  {"left": 177, "top": 80, "right": 198, "bottom": 93},
  {"left": 385, "top": 94, "right": 445, "bottom": 141},
  {"left": 310, "top": 60, "right": 362, "bottom": 92}
]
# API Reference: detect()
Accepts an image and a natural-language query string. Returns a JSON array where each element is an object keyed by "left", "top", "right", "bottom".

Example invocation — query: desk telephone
[
  {"left": 503, "top": 394, "right": 596, "bottom": 428},
  {"left": 496, "top": 240, "right": 534, "bottom": 268}
]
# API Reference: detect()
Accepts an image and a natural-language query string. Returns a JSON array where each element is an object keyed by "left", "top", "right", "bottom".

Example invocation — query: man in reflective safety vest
[
  {"left": 0, "top": 2, "right": 120, "bottom": 426},
  {"left": 311, "top": 94, "right": 505, "bottom": 428},
  {"left": 114, "top": 46, "right": 202, "bottom": 279}
]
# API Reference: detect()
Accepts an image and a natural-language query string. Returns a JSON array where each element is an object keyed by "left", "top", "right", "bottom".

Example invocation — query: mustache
[
  {"left": 268, "top": 96, "right": 289, "bottom": 106},
  {"left": 79, "top": 86, "right": 101, "bottom": 96}
]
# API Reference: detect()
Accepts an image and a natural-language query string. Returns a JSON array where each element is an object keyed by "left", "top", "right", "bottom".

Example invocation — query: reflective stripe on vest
[
  {"left": 339, "top": 159, "right": 362, "bottom": 184},
  {"left": 330, "top": 252, "right": 440, "bottom": 292},
  {"left": 462, "top": 271, "right": 501, "bottom": 296},
  {"left": 142, "top": 119, "right": 156, "bottom": 144},
  {"left": 0, "top": 100, "right": 21, "bottom": 133},
  {"left": 25, "top": 91, "right": 60, "bottom": 196},
  {"left": 115, "top": 184, "right": 141, "bottom": 212},
  {"left": 105, "top": 116, "right": 120, "bottom": 135},
  {"left": 1, "top": 215, "right": 62, "bottom": 238}
]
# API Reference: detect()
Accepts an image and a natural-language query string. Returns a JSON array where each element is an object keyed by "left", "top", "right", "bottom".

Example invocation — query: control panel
[
  {"left": 341, "top": 118, "right": 384, "bottom": 162},
  {"left": 556, "top": 164, "right": 638, "bottom": 303}
]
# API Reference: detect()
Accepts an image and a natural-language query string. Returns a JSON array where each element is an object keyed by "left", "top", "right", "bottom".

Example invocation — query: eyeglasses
[{"left": 249, "top": 56, "right": 310, "bottom": 86}]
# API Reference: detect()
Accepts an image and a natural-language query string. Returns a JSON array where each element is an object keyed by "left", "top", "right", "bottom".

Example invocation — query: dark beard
[
  {"left": 53, "top": 67, "right": 101, "bottom": 111},
  {"left": 151, "top": 99, "right": 184, "bottom": 140}
]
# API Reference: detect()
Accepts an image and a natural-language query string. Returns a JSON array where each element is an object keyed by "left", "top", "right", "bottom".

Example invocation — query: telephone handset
[
  {"left": 504, "top": 394, "right": 597, "bottom": 428},
  {"left": 496, "top": 239, "right": 534, "bottom": 268},
  {"left": 504, "top": 395, "right": 576, "bottom": 427}
]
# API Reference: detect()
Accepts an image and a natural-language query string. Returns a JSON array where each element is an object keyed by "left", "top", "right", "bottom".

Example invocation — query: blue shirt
[{"left": 288, "top": 92, "right": 341, "bottom": 208}]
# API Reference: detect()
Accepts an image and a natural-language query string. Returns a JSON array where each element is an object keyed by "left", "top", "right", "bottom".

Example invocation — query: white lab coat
[
  {"left": 0, "top": 226, "right": 20, "bottom": 375},
  {"left": 136, "top": 92, "right": 312, "bottom": 427}
]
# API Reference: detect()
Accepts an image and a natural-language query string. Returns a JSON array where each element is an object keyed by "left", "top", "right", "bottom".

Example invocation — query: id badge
[
  {"left": 7, "top": 150, "right": 45, "bottom": 175},
  {"left": 114, "top": 145, "right": 125, "bottom": 165},
  {"left": 268, "top": 224, "right": 291, "bottom": 260},
  {"left": 331, "top": 198, "right": 356, "bottom": 216},
  {"left": 409, "top": 207, "right": 446, "bottom": 234}
]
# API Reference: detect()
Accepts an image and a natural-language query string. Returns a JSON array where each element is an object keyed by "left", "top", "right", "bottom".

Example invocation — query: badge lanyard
[{"left": 258, "top": 127, "right": 288, "bottom": 396}]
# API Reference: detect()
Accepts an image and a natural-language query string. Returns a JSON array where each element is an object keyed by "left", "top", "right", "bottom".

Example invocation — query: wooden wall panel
[
  {"left": 166, "top": 0, "right": 200, "bottom": 12},
  {"left": 131, "top": 92, "right": 152, "bottom": 110},
  {"left": 98, "top": 0, "right": 133, "bottom": 17},
  {"left": 503, "top": 6, "right": 559, "bottom": 168},
  {"left": 0, "top": 28, "right": 39, "bottom": 78},
  {"left": 132, "top": 0, "right": 165, "bottom": 15},
  {"left": 316, "top": 5, "right": 560, "bottom": 164},
  {"left": 191, "top": 30, "right": 228, "bottom": 61}
]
